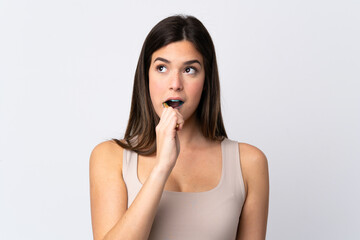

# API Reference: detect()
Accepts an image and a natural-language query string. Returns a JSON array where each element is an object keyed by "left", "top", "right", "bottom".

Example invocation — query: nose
[{"left": 169, "top": 70, "right": 183, "bottom": 91}]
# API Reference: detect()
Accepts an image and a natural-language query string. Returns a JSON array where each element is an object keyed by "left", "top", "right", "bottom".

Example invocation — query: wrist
[{"left": 152, "top": 163, "right": 172, "bottom": 180}]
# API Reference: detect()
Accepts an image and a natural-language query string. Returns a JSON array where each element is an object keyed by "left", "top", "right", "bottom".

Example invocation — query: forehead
[{"left": 151, "top": 40, "right": 203, "bottom": 63}]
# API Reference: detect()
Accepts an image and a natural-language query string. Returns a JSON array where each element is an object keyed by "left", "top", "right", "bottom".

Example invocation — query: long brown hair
[{"left": 112, "top": 14, "right": 227, "bottom": 155}]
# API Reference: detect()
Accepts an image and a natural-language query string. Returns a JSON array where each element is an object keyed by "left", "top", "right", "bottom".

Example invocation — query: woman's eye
[
  {"left": 184, "top": 67, "right": 197, "bottom": 74},
  {"left": 157, "top": 65, "right": 167, "bottom": 73}
]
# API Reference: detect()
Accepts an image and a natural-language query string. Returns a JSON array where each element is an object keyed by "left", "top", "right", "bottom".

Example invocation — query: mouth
[{"left": 163, "top": 99, "right": 184, "bottom": 109}]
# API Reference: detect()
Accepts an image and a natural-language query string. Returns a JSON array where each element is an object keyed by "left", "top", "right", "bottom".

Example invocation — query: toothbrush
[{"left": 163, "top": 102, "right": 169, "bottom": 108}]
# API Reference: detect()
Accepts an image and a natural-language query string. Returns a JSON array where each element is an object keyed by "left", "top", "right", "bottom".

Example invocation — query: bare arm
[
  {"left": 90, "top": 107, "right": 183, "bottom": 240},
  {"left": 236, "top": 143, "right": 269, "bottom": 240},
  {"left": 90, "top": 141, "right": 171, "bottom": 240}
]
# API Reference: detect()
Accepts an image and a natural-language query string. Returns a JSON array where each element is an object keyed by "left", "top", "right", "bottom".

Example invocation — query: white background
[{"left": 1, "top": 0, "right": 359, "bottom": 239}]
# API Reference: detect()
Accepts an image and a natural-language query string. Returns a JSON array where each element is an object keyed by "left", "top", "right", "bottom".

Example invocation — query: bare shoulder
[
  {"left": 238, "top": 142, "right": 269, "bottom": 194},
  {"left": 89, "top": 140, "right": 128, "bottom": 240},
  {"left": 238, "top": 142, "right": 268, "bottom": 166},
  {"left": 89, "top": 140, "right": 124, "bottom": 174}
]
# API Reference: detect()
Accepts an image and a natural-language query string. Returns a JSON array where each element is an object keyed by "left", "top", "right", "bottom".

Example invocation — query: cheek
[
  {"left": 189, "top": 79, "right": 205, "bottom": 102},
  {"left": 149, "top": 73, "right": 158, "bottom": 101},
  {"left": 149, "top": 74, "right": 164, "bottom": 114},
  {"left": 149, "top": 81, "right": 158, "bottom": 102}
]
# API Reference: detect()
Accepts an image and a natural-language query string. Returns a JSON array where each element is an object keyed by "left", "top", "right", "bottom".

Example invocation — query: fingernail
[{"left": 163, "top": 102, "right": 169, "bottom": 108}]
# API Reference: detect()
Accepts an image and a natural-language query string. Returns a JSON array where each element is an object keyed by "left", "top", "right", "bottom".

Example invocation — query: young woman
[{"left": 90, "top": 15, "right": 269, "bottom": 240}]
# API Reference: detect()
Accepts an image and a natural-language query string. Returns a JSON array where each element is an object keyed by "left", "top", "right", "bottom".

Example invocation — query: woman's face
[{"left": 149, "top": 40, "right": 205, "bottom": 122}]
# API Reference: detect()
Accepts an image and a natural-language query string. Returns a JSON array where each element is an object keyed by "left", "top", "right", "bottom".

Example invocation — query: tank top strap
[
  {"left": 122, "top": 148, "right": 141, "bottom": 207},
  {"left": 122, "top": 148, "right": 131, "bottom": 180},
  {"left": 222, "top": 138, "right": 246, "bottom": 201}
]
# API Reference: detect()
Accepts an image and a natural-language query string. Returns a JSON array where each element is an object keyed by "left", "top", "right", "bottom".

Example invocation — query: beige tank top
[{"left": 122, "top": 138, "right": 246, "bottom": 239}]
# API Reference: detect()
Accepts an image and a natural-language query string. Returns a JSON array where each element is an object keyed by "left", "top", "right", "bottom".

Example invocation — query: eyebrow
[{"left": 153, "top": 57, "right": 201, "bottom": 66}]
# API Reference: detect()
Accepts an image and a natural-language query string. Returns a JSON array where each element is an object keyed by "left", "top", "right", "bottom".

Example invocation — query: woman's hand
[{"left": 155, "top": 106, "right": 184, "bottom": 172}]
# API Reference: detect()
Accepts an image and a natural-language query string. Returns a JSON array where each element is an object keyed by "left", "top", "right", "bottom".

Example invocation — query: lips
[{"left": 163, "top": 99, "right": 184, "bottom": 109}]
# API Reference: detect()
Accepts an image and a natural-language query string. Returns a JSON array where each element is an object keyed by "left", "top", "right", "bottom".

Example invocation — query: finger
[
  {"left": 160, "top": 106, "right": 173, "bottom": 124},
  {"left": 170, "top": 117, "right": 180, "bottom": 132},
  {"left": 157, "top": 107, "right": 174, "bottom": 133},
  {"left": 159, "top": 108, "right": 179, "bottom": 133},
  {"left": 175, "top": 119, "right": 184, "bottom": 131},
  {"left": 173, "top": 109, "right": 184, "bottom": 130},
  {"left": 160, "top": 106, "right": 183, "bottom": 131}
]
